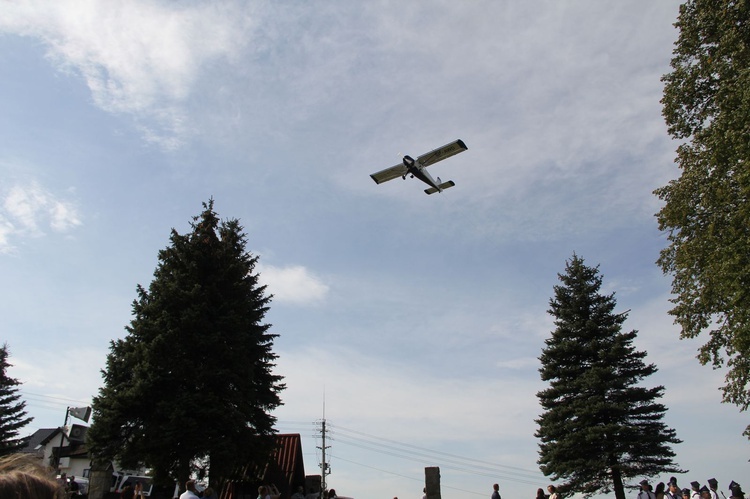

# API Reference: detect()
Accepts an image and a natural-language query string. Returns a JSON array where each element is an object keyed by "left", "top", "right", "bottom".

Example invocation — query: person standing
[
  {"left": 729, "top": 481, "right": 744, "bottom": 499},
  {"left": 492, "top": 483, "right": 502, "bottom": 499},
  {"left": 667, "top": 479, "right": 681, "bottom": 499},
  {"left": 69, "top": 475, "right": 81, "bottom": 496},
  {"left": 691, "top": 482, "right": 702, "bottom": 499},
  {"left": 180, "top": 480, "right": 200, "bottom": 499},
  {"left": 638, "top": 480, "right": 656, "bottom": 499},
  {"left": 707, "top": 479, "right": 721, "bottom": 499},
  {"left": 58, "top": 472, "right": 68, "bottom": 492},
  {"left": 656, "top": 483, "right": 666, "bottom": 499},
  {"left": 133, "top": 481, "right": 144, "bottom": 499}
]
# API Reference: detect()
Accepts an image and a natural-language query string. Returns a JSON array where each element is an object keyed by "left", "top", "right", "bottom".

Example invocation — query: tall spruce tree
[
  {"left": 87, "top": 200, "right": 285, "bottom": 488},
  {"left": 536, "top": 255, "right": 682, "bottom": 499},
  {"left": 0, "top": 343, "right": 33, "bottom": 456}
]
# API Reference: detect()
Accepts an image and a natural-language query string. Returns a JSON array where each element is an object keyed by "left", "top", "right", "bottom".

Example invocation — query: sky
[{"left": 1, "top": 1, "right": 748, "bottom": 498}]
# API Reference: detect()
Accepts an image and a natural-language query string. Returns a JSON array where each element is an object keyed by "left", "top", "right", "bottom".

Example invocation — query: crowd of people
[
  {"left": 57, "top": 472, "right": 84, "bottom": 496},
  {"left": 635, "top": 478, "right": 745, "bottom": 499},
  {"left": 485, "top": 479, "right": 745, "bottom": 499},
  {"left": 1, "top": 452, "right": 745, "bottom": 499}
]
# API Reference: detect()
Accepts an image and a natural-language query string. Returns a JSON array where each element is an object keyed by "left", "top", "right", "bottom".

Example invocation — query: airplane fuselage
[{"left": 402, "top": 155, "right": 443, "bottom": 192}]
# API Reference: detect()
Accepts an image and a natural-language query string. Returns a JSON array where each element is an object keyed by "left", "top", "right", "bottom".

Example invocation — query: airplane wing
[
  {"left": 370, "top": 163, "right": 407, "bottom": 184},
  {"left": 416, "top": 139, "right": 468, "bottom": 168}
]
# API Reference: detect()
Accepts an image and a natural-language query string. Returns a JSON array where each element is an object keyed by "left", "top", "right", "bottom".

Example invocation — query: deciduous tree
[
  {"left": 0, "top": 343, "right": 33, "bottom": 457},
  {"left": 87, "top": 200, "right": 285, "bottom": 488},
  {"left": 657, "top": 0, "right": 750, "bottom": 434},
  {"left": 536, "top": 255, "right": 682, "bottom": 499}
]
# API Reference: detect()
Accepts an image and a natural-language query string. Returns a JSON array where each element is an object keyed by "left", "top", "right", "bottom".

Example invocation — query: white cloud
[
  {"left": 258, "top": 264, "right": 329, "bottom": 306},
  {"left": 0, "top": 216, "right": 14, "bottom": 254},
  {"left": 275, "top": 345, "right": 545, "bottom": 443},
  {"left": 0, "top": 182, "right": 82, "bottom": 253},
  {"left": 0, "top": 0, "right": 255, "bottom": 149}
]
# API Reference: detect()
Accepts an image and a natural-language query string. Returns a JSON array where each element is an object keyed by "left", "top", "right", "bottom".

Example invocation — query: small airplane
[{"left": 370, "top": 139, "right": 468, "bottom": 195}]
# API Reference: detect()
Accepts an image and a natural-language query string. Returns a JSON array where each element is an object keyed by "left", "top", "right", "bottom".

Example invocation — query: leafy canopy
[{"left": 657, "top": 0, "right": 750, "bottom": 431}]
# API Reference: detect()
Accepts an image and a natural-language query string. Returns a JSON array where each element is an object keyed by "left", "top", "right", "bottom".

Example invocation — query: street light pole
[{"left": 54, "top": 407, "right": 70, "bottom": 470}]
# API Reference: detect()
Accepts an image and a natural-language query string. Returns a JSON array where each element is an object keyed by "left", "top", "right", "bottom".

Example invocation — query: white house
[{"left": 22, "top": 427, "right": 92, "bottom": 479}]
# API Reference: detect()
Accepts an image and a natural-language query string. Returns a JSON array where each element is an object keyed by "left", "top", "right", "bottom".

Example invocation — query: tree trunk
[{"left": 611, "top": 467, "right": 626, "bottom": 499}]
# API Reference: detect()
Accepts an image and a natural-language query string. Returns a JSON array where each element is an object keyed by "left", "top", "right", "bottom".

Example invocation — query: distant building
[
  {"left": 20, "top": 427, "right": 91, "bottom": 479},
  {"left": 222, "top": 433, "right": 313, "bottom": 499}
]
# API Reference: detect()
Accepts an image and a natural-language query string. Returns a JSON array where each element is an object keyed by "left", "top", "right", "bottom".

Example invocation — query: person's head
[
  {"left": 258, "top": 485, "right": 267, "bottom": 495},
  {"left": 669, "top": 481, "right": 680, "bottom": 493},
  {"left": 537, "top": 488, "right": 545, "bottom": 497},
  {"left": 186, "top": 480, "right": 197, "bottom": 492},
  {"left": 641, "top": 481, "right": 651, "bottom": 492},
  {"left": 494, "top": 484, "right": 500, "bottom": 492},
  {"left": 701, "top": 486, "right": 711, "bottom": 499},
  {"left": 683, "top": 489, "right": 691, "bottom": 499},
  {"left": 708, "top": 480, "right": 718, "bottom": 491},
  {"left": 657, "top": 483, "right": 666, "bottom": 494},
  {"left": 692, "top": 483, "right": 701, "bottom": 492},
  {"left": 548, "top": 485, "right": 557, "bottom": 494},
  {"left": 0, "top": 454, "right": 65, "bottom": 499},
  {"left": 729, "top": 482, "right": 744, "bottom": 499}
]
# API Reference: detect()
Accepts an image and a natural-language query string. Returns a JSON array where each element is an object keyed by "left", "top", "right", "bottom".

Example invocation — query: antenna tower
[{"left": 317, "top": 395, "right": 331, "bottom": 494}]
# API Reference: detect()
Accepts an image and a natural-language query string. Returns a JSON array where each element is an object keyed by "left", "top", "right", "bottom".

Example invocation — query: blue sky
[{"left": 1, "top": 1, "right": 747, "bottom": 497}]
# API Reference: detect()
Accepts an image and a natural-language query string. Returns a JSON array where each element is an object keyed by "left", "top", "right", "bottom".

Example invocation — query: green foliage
[
  {"left": 657, "top": 0, "right": 750, "bottom": 430},
  {"left": 536, "top": 256, "right": 682, "bottom": 499},
  {"left": 88, "top": 200, "right": 285, "bottom": 487},
  {"left": 0, "top": 343, "right": 33, "bottom": 457}
]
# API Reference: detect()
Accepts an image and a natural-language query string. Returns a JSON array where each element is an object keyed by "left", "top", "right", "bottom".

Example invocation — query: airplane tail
[{"left": 425, "top": 180, "right": 455, "bottom": 195}]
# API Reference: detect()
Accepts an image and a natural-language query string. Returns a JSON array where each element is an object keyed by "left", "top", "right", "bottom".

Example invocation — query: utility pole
[
  {"left": 54, "top": 407, "right": 70, "bottom": 469},
  {"left": 317, "top": 419, "right": 331, "bottom": 495}
]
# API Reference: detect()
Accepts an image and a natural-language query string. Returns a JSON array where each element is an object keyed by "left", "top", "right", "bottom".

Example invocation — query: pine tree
[
  {"left": 0, "top": 343, "right": 33, "bottom": 457},
  {"left": 87, "top": 200, "right": 285, "bottom": 488},
  {"left": 536, "top": 255, "right": 682, "bottom": 499}
]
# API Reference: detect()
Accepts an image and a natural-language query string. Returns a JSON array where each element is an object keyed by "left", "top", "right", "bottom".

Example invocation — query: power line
[
  {"left": 330, "top": 435, "right": 542, "bottom": 486},
  {"left": 278, "top": 419, "right": 547, "bottom": 489},
  {"left": 329, "top": 452, "right": 487, "bottom": 497},
  {"left": 329, "top": 423, "right": 546, "bottom": 482},
  {"left": 20, "top": 391, "right": 91, "bottom": 406}
]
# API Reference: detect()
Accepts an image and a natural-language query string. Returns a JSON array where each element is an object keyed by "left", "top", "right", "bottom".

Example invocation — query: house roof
[
  {"left": 21, "top": 428, "right": 63, "bottom": 453},
  {"left": 222, "top": 433, "right": 307, "bottom": 499},
  {"left": 273, "top": 433, "right": 304, "bottom": 481}
]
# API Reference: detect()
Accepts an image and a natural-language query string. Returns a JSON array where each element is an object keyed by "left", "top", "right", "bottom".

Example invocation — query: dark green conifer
[
  {"left": 0, "top": 343, "right": 33, "bottom": 457},
  {"left": 88, "top": 200, "right": 284, "bottom": 488},
  {"left": 536, "top": 255, "right": 682, "bottom": 499}
]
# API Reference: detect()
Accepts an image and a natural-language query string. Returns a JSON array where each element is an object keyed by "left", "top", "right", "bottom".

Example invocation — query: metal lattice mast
[{"left": 318, "top": 419, "right": 330, "bottom": 494}]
